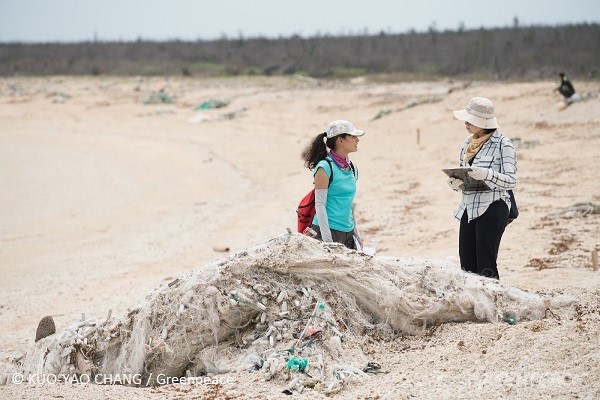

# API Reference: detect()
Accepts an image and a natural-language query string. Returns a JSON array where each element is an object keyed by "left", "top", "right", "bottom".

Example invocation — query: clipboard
[{"left": 442, "top": 167, "right": 491, "bottom": 192}]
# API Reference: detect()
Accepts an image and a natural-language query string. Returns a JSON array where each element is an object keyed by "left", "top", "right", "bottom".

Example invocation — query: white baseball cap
[{"left": 325, "top": 120, "right": 365, "bottom": 139}]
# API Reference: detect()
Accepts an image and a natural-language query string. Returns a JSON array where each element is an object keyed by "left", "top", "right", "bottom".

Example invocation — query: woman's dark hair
[
  {"left": 301, "top": 133, "right": 348, "bottom": 169},
  {"left": 483, "top": 128, "right": 496, "bottom": 134}
]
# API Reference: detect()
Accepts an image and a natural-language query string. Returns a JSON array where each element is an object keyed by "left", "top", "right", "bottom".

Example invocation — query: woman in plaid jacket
[{"left": 447, "top": 97, "right": 517, "bottom": 279}]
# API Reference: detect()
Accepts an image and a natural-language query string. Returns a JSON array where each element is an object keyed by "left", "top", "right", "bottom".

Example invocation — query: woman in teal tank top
[{"left": 300, "top": 120, "right": 365, "bottom": 249}]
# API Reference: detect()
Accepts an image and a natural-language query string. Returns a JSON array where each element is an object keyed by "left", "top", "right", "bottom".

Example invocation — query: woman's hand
[
  {"left": 467, "top": 166, "right": 490, "bottom": 181},
  {"left": 447, "top": 177, "right": 462, "bottom": 191}
]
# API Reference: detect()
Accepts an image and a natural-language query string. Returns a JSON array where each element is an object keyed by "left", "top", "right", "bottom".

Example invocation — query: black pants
[
  {"left": 311, "top": 225, "right": 356, "bottom": 250},
  {"left": 459, "top": 200, "right": 509, "bottom": 279}
]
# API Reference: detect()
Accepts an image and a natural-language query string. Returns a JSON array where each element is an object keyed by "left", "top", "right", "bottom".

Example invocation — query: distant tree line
[{"left": 1, "top": 24, "right": 598, "bottom": 80}]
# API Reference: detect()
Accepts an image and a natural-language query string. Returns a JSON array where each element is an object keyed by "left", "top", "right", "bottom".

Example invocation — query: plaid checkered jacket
[{"left": 454, "top": 130, "right": 517, "bottom": 222}]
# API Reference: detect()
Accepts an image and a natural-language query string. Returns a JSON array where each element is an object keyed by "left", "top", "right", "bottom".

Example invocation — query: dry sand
[{"left": 1, "top": 76, "right": 599, "bottom": 399}]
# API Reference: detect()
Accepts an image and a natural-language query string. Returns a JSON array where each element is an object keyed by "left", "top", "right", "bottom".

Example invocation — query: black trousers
[
  {"left": 311, "top": 225, "right": 356, "bottom": 250},
  {"left": 459, "top": 200, "right": 509, "bottom": 279}
]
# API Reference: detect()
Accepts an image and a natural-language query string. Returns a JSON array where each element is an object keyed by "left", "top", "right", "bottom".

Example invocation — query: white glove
[
  {"left": 467, "top": 166, "right": 489, "bottom": 181},
  {"left": 447, "top": 177, "right": 462, "bottom": 191}
]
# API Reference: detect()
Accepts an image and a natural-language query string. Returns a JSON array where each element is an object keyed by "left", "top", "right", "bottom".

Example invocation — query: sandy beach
[{"left": 1, "top": 75, "right": 599, "bottom": 399}]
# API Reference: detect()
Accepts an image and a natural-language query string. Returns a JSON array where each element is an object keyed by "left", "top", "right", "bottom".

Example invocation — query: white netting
[
  {"left": 10, "top": 233, "right": 573, "bottom": 392},
  {"left": 545, "top": 202, "right": 600, "bottom": 219}
]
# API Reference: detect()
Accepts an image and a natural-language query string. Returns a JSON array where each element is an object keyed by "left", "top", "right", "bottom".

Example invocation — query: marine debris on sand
[
  {"left": 187, "top": 108, "right": 247, "bottom": 123},
  {"left": 545, "top": 202, "right": 600, "bottom": 219},
  {"left": 371, "top": 96, "right": 444, "bottom": 120},
  {"left": 140, "top": 89, "right": 176, "bottom": 105},
  {"left": 194, "top": 99, "right": 229, "bottom": 110},
  {"left": 4, "top": 234, "right": 573, "bottom": 393}
]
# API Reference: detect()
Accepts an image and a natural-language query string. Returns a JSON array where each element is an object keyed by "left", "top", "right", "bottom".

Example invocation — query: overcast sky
[{"left": 1, "top": 0, "right": 599, "bottom": 43}]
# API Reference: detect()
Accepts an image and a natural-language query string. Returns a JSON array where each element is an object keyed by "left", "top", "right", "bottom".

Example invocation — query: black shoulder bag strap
[{"left": 499, "top": 137, "right": 519, "bottom": 224}]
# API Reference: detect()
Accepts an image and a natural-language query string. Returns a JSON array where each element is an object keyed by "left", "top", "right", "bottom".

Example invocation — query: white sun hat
[
  {"left": 453, "top": 97, "right": 499, "bottom": 129},
  {"left": 325, "top": 120, "right": 365, "bottom": 139}
]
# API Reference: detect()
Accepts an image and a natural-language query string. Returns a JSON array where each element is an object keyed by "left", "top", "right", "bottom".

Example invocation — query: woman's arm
[
  {"left": 314, "top": 167, "right": 333, "bottom": 242},
  {"left": 467, "top": 137, "right": 516, "bottom": 189},
  {"left": 314, "top": 167, "right": 329, "bottom": 189},
  {"left": 487, "top": 139, "right": 517, "bottom": 190}
]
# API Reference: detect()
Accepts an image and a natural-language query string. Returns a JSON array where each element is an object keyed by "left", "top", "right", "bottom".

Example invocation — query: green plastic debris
[
  {"left": 141, "top": 89, "right": 175, "bottom": 105},
  {"left": 318, "top": 302, "right": 326, "bottom": 311},
  {"left": 502, "top": 311, "right": 517, "bottom": 325},
  {"left": 286, "top": 357, "right": 309, "bottom": 372},
  {"left": 195, "top": 99, "right": 229, "bottom": 110}
]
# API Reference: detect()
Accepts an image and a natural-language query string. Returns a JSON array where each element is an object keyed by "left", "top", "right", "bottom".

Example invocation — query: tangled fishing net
[
  {"left": 4, "top": 233, "right": 573, "bottom": 393},
  {"left": 545, "top": 202, "right": 600, "bottom": 219}
]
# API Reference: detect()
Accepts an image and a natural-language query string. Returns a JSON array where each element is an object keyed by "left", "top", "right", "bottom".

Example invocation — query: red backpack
[
  {"left": 296, "top": 159, "right": 355, "bottom": 233},
  {"left": 296, "top": 190, "right": 319, "bottom": 234}
]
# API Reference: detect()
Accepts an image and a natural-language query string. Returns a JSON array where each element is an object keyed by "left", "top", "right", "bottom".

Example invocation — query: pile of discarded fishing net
[
  {"left": 545, "top": 202, "right": 600, "bottom": 219},
  {"left": 10, "top": 233, "right": 573, "bottom": 394}
]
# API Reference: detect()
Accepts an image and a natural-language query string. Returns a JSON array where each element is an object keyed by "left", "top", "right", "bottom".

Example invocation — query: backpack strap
[
  {"left": 324, "top": 158, "right": 334, "bottom": 187},
  {"left": 320, "top": 158, "right": 356, "bottom": 187}
]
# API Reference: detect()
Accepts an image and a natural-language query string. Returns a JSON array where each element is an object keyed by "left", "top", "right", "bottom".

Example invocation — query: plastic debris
[
  {"left": 195, "top": 99, "right": 229, "bottom": 110},
  {"left": 187, "top": 108, "right": 247, "bottom": 123},
  {"left": 141, "top": 89, "right": 175, "bottom": 105},
  {"left": 14, "top": 234, "right": 571, "bottom": 393},
  {"left": 363, "top": 361, "right": 382, "bottom": 374},
  {"left": 286, "top": 357, "right": 309, "bottom": 372},
  {"left": 545, "top": 202, "right": 600, "bottom": 219},
  {"left": 503, "top": 311, "right": 518, "bottom": 325}
]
